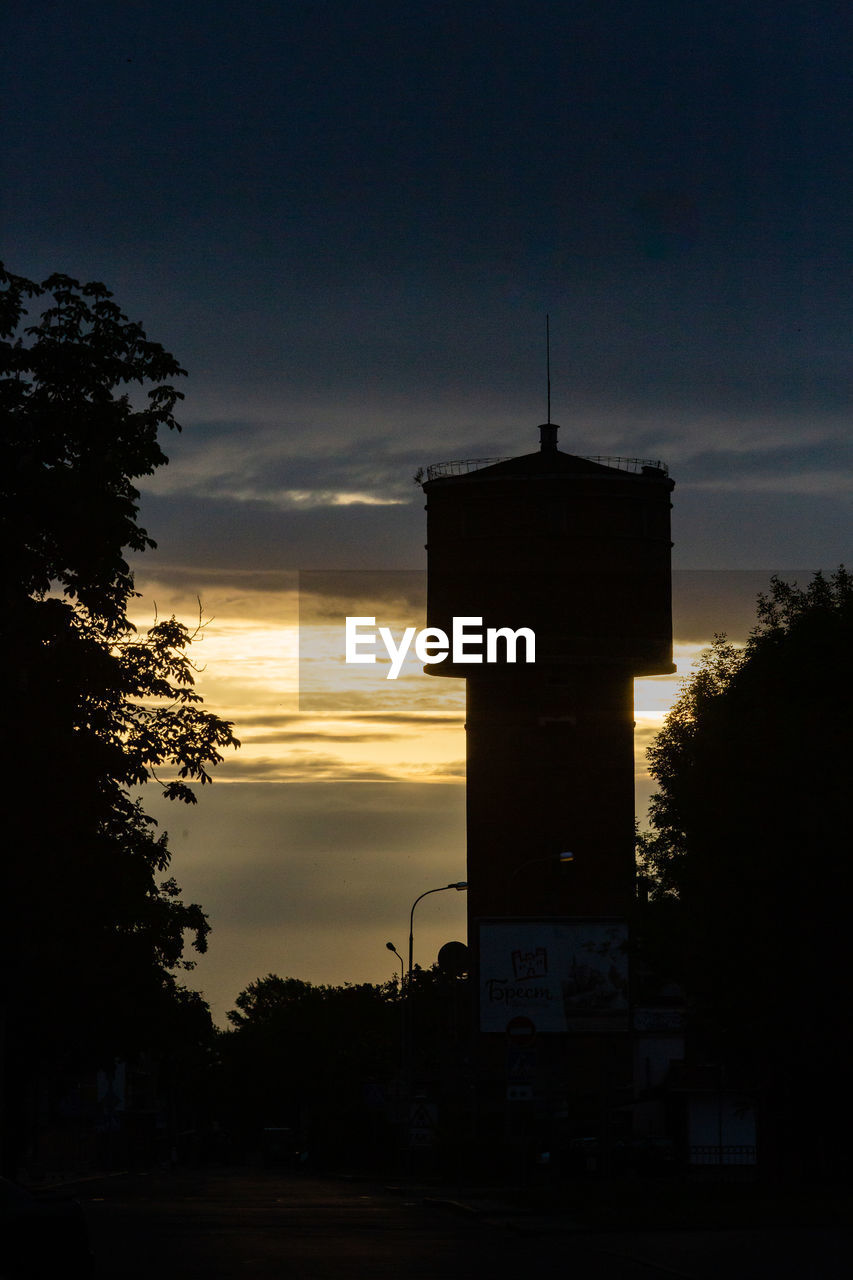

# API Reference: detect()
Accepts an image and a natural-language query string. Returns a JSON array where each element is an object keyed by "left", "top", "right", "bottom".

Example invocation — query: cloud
[
  {"left": 136, "top": 566, "right": 301, "bottom": 599},
  {"left": 142, "top": 425, "right": 433, "bottom": 506},
  {"left": 134, "top": 414, "right": 851, "bottom": 591},
  {"left": 347, "top": 712, "right": 465, "bottom": 726},
  {"left": 147, "top": 407, "right": 851, "bottom": 511},
  {"left": 297, "top": 685, "right": 465, "bottom": 718},
  {"left": 248, "top": 731, "right": 402, "bottom": 744},
  {"left": 234, "top": 712, "right": 465, "bottom": 728},
  {"left": 298, "top": 569, "right": 426, "bottom": 616},
  {"left": 677, "top": 439, "right": 851, "bottom": 494},
  {"left": 210, "top": 750, "right": 465, "bottom": 784},
  {"left": 135, "top": 492, "right": 426, "bottom": 574},
  {"left": 213, "top": 754, "right": 404, "bottom": 783}
]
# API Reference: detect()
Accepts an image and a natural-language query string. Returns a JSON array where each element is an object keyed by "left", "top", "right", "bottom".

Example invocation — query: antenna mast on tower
[
  {"left": 546, "top": 313, "right": 551, "bottom": 425},
  {"left": 539, "top": 315, "right": 558, "bottom": 451}
]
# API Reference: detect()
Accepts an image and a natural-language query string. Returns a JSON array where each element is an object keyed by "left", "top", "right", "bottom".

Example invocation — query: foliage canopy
[
  {"left": 0, "top": 265, "right": 238, "bottom": 1088},
  {"left": 637, "top": 568, "right": 852, "bottom": 1171},
  {"left": 640, "top": 567, "right": 852, "bottom": 904}
]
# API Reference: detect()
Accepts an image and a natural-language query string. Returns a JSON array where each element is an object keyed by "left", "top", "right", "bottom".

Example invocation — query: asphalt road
[{"left": 77, "top": 1169, "right": 850, "bottom": 1280}]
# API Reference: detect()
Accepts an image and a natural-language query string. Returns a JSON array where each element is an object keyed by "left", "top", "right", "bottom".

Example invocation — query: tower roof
[
  {"left": 468, "top": 449, "right": 621, "bottom": 478},
  {"left": 424, "top": 447, "right": 670, "bottom": 484}
]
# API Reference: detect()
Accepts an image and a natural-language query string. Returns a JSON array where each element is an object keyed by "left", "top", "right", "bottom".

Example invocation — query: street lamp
[
  {"left": 386, "top": 940, "right": 405, "bottom": 988},
  {"left": 386, "top": 942, "right": 407, "bottom": 1093},
  {"left": 408, "top": 882, "right": 468, "bottom": 985}
]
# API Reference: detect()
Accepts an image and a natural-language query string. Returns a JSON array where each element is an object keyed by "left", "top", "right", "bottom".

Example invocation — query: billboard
[{"left": 479, "top": 919, "right": 629, "bottom": 1033}]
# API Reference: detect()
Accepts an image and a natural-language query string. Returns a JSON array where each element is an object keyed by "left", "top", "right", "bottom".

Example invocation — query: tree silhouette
[
  {"left": 221, "top": 975, "right": 400, "bottom": 1164},
  {"left": 220, "top": 966, "right": 473, "bottom": 1170},
  {"left": 0, "top": 265, "right": 238, "bottom": 1173},
  {"left": 638, "top": 568, "right": 853, "bottom": 1176}
]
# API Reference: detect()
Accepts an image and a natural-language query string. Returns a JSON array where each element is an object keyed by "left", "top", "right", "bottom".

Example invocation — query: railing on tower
[{"left": 425, "top": 455, "right": 668, "bottom": 481}]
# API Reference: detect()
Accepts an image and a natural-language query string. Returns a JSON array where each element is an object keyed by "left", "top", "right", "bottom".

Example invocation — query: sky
[{"left": 3, "top": 0, "right": 850, "bottom": 1023}]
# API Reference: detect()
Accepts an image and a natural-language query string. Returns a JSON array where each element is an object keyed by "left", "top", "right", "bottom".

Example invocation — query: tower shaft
[{"left": 465, "top": 667, "right": 636, "bottom": 924}]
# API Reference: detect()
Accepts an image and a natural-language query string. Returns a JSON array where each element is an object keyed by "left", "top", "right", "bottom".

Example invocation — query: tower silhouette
[
  {"left": 422, "top": 423, "right": 674, "bottom": 958},
  {"left": 421, "top": 422, "right": 675, "bottom": 1159}
]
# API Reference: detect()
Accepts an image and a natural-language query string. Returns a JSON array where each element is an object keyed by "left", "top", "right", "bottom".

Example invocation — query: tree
[
  {"left": 1, "top": 268, "right": 183, "bottom": 624},
  {"left": 0, "top": 265, "right": 239, "bottom": 1171},
  {"left": 638, "top": 568, "right": 853, "bottom": 1175},
  {"left": 221, "top": 966, "right": 474, "bottom": 1170},
  {"left": 221, "top": 975, "right": 400, "bottom": 1164}
]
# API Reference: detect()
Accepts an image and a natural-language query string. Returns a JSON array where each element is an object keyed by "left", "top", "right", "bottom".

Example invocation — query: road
[{"left": 77, "top": 1169, "right": 850, "bottom": 1279}]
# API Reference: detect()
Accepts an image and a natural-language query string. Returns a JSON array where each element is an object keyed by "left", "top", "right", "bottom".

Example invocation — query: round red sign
[{"left": 505, "top": 1015, "right": 536, "bottom": 1042}]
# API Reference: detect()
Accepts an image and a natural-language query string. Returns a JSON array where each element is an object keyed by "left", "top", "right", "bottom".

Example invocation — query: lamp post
[
  {"left": 385, "top": 940, "right": 405, "bottom": 988},
  {"left": 386, "top": 942, "right": 406, "bottom": 1102},
  {"left": 402, "top": 882, "right": 467, "bottom": 1148},
  {"left": 408, "top": 882, "right": 468, "bottom": 985}
]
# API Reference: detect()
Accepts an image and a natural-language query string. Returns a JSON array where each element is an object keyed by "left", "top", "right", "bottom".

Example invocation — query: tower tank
[{"left": 422, "top": 425, "right": 674, "bottom": 925}]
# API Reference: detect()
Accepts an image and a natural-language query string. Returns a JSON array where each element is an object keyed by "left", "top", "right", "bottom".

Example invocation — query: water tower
[
  {"left": 421, "top": 423, "right": 674, "bottom": 1152},
  {"left": 423, "top": 423, "right": 673, "bottom": 928}
]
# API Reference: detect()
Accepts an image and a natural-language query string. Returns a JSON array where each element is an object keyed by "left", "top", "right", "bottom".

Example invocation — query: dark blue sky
[{"left": 4, "top": 0, "right": 850, "bottom": 571}]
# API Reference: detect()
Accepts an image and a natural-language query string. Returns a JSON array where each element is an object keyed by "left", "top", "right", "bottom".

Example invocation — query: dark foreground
[{"left": 75, "top": 1168, "right": 849, "bottom": 1280}]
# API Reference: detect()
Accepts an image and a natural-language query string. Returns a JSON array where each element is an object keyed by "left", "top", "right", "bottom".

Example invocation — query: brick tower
[{"left": 421, "top": 425, "right": 674, "bottom": 1146}]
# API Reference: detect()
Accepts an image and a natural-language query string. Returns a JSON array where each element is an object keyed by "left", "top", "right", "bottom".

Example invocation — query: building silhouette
[{"left": 421, "top": 424, "right": 675, "bottom": 1159}]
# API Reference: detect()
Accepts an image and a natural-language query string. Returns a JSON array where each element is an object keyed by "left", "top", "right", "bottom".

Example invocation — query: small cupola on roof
[{"left": 538, "top": 421, "right": 559, "bottom": 453}]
